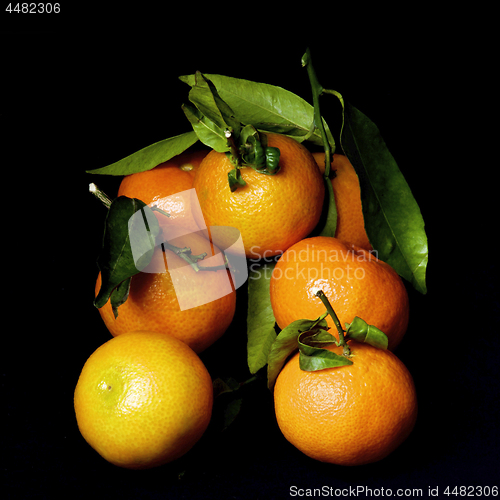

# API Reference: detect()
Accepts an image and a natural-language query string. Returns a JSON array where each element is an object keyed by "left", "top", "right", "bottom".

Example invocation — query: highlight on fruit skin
[
  {"left": 74, "top": 331, "right": 214, "bottom": 469},
  {"left": 269, "top": 236, "right": 409, "bottom": 351}
]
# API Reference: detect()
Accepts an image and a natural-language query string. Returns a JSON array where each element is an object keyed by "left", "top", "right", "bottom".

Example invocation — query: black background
[{"left": 3, "top": 17, "right": 498, "bottom": 500}]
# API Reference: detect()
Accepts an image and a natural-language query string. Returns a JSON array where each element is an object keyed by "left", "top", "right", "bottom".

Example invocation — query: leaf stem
[
  {"left": 150, "top": 205, "right": 171, "bottom": 218},
  {"left": 301, "top": 48, "right": 334, "bottom": 179},
  {"left": 314, "top": 289, "right": 351, "bottom": 357},
  {"left": 161, "top": 241, "right": 229, "bottom": 273},
  {"left": 89, "top": 183, "right": 112, "bottom": 209}
]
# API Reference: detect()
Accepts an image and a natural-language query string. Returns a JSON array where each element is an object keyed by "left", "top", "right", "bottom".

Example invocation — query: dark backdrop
[{"left": 3, "top": 23, "right": 498, "bottom": 500}]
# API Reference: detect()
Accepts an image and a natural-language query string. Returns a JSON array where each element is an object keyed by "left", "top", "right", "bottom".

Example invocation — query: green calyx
[
  {"left": 266, "top": 288, "right": 390, "bottom": 390},
  {"left": 226, "top": 125, "right": 281, "bottom": 192},
  {"left": 178, "top": 71, "right": 282, "bottom": 192}
]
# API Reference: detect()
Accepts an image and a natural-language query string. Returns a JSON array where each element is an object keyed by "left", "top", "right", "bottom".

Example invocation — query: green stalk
[
  {"left": 301, "top": 48, "right": 333, "bottom": 179},
  {"left": 314, "top": 289, "right": 351, "bottom": 357}
]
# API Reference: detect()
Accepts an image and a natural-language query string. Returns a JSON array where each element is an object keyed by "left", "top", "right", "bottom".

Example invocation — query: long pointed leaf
[
  {"left": 86, "top": 131, "right": 198, "bottom": 175},
  {"left": 246, "top": 262, "right": 277, "bottom": 374},
  {"left": 341, "top": 101, "right": 428, "bottom": 294}
]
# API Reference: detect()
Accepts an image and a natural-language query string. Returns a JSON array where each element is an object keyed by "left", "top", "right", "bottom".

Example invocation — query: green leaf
[
  {"left": 86, "top": 131, "right": 199, "bottom": 175},
  {"left": 339, "top": 99, "right": 428, "bottom": 294},
  {"left": 267, "top": 314, "right": 328, "bottom": 390},
  {"left": 187, "top": 71, "right": 241, "bottom": 136},
  {"left": 297, "top": 329, "right": 352, "bottom": 371},
  {"left": 94, "top": 197, "right": 160, "bottom": 314},
  {"left": 299, "top": 329, "right": 337, "bottom": 347},
  {"left": 109, "top": 277, "right": 131, "bottom": 319},
  {"left": 246, "top": 262, "right": 277, "bottom": 374},
  {"left": 179, "top": 73, "right": 334, "bottom": 148},
  {"left": 345, "top": 316, "right": 389, "bottom": 350},
  {"left": 212, "top": 377, "right": 243, "bottom": 432},
  {"left": 182, "top": 103, "right": 229, "bottom": 152},
  {"left": 228, "top": 167, "right": 246, "bottom": 192}
]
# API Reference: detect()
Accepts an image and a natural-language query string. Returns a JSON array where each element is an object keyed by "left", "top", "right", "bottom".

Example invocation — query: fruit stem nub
[
  {"left": 89, "top": 183, "right": 112, "bottom": 209},
  {"left": 314, "top": 289, "right": 351, "bottom": 357}
]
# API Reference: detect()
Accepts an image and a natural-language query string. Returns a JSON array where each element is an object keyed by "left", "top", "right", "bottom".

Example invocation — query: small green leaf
[
  {"left": 267, "top": 314, "right": 328, "bottom": 390},
  {"left": 212, "top": 376, "right": 241, "bottom": 397},
  {"left": 299, "top": 329, "right": 337, "bottom": 347},
  {"left": 298, "top": 329, "right": 352, "bottom": 371},
  {"left": 345, "top": 316, "right": 389, "bottom": 350},
  {"left": 241, "top": 134, "right": 266, "bottom": 168},
  {"left": 109, "top": 277, "right": 131, "bottom": 319},
  {"left": 299, "top": 346, "right": 353, "bottom": 371},
  {"left": 86, "top": 131, "right": 199, "bottom": 175},
  {"left": 212, "top": 377, "right": 243, "bottom": 432},
  {"left": 182, "top": 103, "right": 229, "bottom": 152},
  {"left": 264, "top": 146, "right": 280, "bottom": 173},
  {"left": 94, "top": 197, "right": 159, "bottom": 312},
  {"left": 246, "top": 261, "right": 277, "bottom": 374},
  {"left": 228, "top": 167, "right": 246, "bottom": 192}
]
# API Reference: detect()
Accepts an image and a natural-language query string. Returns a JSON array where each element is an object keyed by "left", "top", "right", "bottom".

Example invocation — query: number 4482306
[
  {"left": 6, "top": 3, "right": 61, "bottom": 13},
  {"left": 444, "top": 486, "right": 498, "bottom": 496}
]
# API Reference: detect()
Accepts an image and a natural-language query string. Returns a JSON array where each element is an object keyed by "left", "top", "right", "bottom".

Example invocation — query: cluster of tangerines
[{"left": 75, "top": 133, "right": 417, "bottom": 470}]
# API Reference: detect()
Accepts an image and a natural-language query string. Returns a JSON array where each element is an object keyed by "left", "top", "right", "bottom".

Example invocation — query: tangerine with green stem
[
  {"left": 274, "top": 339, "right": 417, "bottom": 466},
  {"left": 192, "top": 133, "right": 325, "bottom": 258},
  {"left": 270, "top": 236, "right": 409, "bottom": 351}
]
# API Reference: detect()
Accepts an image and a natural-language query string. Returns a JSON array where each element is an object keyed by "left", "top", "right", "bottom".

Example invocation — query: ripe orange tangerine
[
  {"left": 95, "top": 225, "right": 236, "bottom": 353},
  {"left": 118, "top": 149, "right": 208, "bottom": 233},
  {"left": 270, "top": 236, "right": 409, "bottom": 350},
  {"left": 193, "top": 133, "right": 325, "bottom": 258},
  {"left": 74, "top": 331, "right": 213, "bottom": 469},
  {"left": 274, "top": 341, "right": 417, "bottom": 466}
]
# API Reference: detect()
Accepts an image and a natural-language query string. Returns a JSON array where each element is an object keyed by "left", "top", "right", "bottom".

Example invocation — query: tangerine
[
  {"left": 74, "top": 331, "right": 213, "bottom": 469},
  {"left": 193, "top": 133, "right": 325, "bottom": 258},
  {"left": 274, "top": 341, "right": 417, "bottom": 466},
  {"left": 270, "top": 236, "right": 409, "bottom": 350},
  {"left": 95, "top": 225, "right": 236, "bottom": 353},
  {"left": 118, "top": 149, "right": 208, "bottom": 233},
  {"left": 313, "top": 152, "right": 371, "bottom": 251}
]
